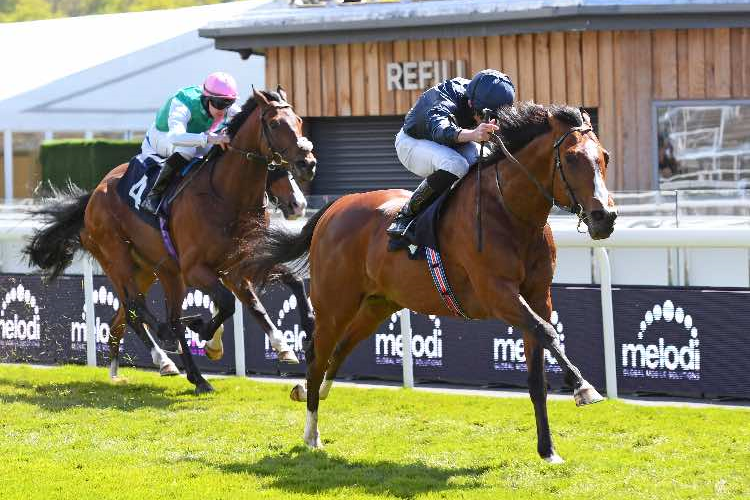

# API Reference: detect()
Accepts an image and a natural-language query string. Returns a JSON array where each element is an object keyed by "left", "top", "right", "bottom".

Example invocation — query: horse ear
[
  {"left": 580, "top": 107, "right": 592, "bottom": 127},
  {"left": 254, "top": 88, "right": 271, "bottom": 108},
  {"left": 276, "top": 84, "right": 288, "bottom": 102}
]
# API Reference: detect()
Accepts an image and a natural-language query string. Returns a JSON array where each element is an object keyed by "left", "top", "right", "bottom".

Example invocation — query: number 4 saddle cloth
[{"left": 116, "top": 155, "right": 200, "bottom": 230}]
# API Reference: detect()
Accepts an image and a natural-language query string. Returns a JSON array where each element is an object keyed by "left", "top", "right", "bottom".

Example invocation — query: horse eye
[
  {"left": 565, "top": 153, "right": 577, "bottom": 164},
  {"left": 269, "top": 120, "right": 280, "bottom": 129}
]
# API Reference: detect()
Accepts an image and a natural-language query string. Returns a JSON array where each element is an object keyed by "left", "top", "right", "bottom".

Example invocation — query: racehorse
[
  {"left": 245, "top": 103, "right": 617, "bottom": 463},
  {"left": 117, "top": 169, "right": 311, "bottom": 379},
  {"left": 24, "top": 88, "right": 316, "bottom": 394}
]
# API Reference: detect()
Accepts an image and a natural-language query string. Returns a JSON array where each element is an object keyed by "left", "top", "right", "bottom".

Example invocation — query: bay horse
[
  {"left": 246, "top": 103, "right": 617, "bottom": 462},
  {"left": 24, "top": 88, "right": 316, "bottom": 394},
  {"left": 116, "top": 169, "right": 311, "bottom": 379}
]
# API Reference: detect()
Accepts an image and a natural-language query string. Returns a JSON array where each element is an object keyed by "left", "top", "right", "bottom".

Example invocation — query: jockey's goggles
[{"left": 207, "top": 96, "right": 235, "bottom": 110}]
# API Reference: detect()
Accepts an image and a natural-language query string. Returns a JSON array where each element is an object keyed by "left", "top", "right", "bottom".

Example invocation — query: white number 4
[{"left": 129, "top": 175, "right": 148, "bottom": 208}]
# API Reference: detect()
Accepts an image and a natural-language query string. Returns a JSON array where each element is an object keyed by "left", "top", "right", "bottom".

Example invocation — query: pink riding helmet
[{"left": 202, "top": 72, "right": 238, "bottom": 99}]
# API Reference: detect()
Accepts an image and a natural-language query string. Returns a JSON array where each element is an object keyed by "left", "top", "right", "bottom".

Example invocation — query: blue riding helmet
[{"left": 466, "top": 69, "right": 515, "bottom": 113}]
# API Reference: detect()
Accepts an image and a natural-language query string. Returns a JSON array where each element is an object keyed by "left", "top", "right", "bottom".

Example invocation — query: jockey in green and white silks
[{"left": 139, "top": 72, "right": 241, "bottom": 215}]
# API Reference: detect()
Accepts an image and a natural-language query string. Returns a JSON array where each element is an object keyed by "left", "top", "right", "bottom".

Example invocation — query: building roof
[
  {"left": 200, "top": 0, "right": 750, "bottom": 52},
  {"left": 0, "top": 1, "right": 273, "bottom": 132}
]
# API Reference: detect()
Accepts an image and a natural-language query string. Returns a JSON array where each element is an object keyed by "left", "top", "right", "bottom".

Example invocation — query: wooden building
[{"left": 201, "top": 0, "right": 750, "bottom": 195}]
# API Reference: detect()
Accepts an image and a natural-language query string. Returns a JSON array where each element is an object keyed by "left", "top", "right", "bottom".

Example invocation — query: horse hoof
[
  {"left": 574, "top": 381, "right": 605, "bottom": 406},
  {"left": 278, "top": 350, "right": 299, "bottom": 364},
  {"left": 290, "top": 384, "right": 307, "bottom": 402},
  {"left": 204, "top": 339, "right": 224, "bottom": 361},
  {"left": 110, "top": 376, "right": 128, "bottom": 385},
  {"left": 543, "top": 453, "right": 565, "bottom": 464},
  {"left": 304, "top": 434, "right": 323, "bottom": 449},
  {"left": 194, "top": 382, "right": 215, "bottom": 395},
  {"left": 159, "top": 361, "right": 180, "bottom": 376}
]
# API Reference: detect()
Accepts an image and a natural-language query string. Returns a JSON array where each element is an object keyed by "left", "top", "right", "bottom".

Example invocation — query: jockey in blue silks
[{"left": 387, "top": 69, "right": 515, "bottom": 241}]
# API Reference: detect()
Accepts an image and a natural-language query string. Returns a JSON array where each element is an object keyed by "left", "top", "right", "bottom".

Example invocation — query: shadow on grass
[
  {"left": 217, "top": 446, "right": 489, "bottom": 498},
  {"left": 0, "top": 377, "right": 184, "bottom": 412}
]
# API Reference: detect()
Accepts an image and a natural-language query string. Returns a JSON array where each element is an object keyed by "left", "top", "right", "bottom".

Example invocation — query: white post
[
  {"left": 594, "top": 247, "right": 618, "bottom": 399},
  {"left": 44, "top": 131, "right": 54, "bottom": 141},
  {"left": 400, "top": 308, "right": 414, "bottom": 388},
  {"left": 84, "top": 131, "right": 94, "bottom": 140},
  {"left": 3, "top": 129, "right": 13, "bottom": 203},
  {"left": 233, "top": 297, "right": 246, "bottom": 377},
  {"left": 83, "top": 258, "right": 97, "bottom": 367}
]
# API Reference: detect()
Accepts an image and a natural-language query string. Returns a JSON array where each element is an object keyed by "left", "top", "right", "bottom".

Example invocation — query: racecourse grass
[{"left": 0, "top": 365, "right": 747, "bottom": 500}]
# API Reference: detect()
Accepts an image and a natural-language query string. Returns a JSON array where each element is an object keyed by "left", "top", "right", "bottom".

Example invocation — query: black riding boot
[
  {"left": 387, "top": 169, "right": 459, "bottom": 239},
  {"left": 140, "top": 153, "right": 189, "bottom": 215}
]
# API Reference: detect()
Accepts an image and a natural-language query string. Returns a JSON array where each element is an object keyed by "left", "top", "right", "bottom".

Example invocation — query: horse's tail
[
  {"left": 23, "top": 184, "right": 91, "bottom": 282},
  {"left": 247, "top": 200, "right": 336, "bottom": 287}
]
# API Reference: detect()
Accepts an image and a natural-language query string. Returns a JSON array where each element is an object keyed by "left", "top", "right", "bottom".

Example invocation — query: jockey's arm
[
  {"left": 166, "top": 100, "right": 209, "bottom": 148},
  {"left": 426, "top": 104, "right": 463, "bottom": 146}
]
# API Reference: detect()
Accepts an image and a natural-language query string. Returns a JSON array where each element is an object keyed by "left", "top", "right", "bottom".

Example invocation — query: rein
[{"left": 490, "top": 126, "right": 592, "bottom": 232}]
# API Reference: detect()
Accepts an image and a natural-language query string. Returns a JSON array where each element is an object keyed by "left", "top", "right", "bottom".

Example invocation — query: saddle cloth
[{"left": 116, "top": 155, "right": 201, "bottom": 229}]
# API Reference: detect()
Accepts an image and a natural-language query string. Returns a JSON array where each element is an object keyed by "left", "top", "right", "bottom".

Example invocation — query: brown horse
[
  {"left": 25, "top": 88, "right": 316, "bottom": 394},
  {"left": 114, "top": 168, "right": 312, "bottom": 378},
  {"left": 246, "top": 103, "right": 617, "bottom": 462}
]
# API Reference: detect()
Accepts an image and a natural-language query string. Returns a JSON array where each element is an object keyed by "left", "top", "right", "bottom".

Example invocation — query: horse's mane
[
  {"left": 485, "top": 102, "right": 584, "bottom": 163},
  {"left": 226, "top": 90, "right": 285, "bottom": 138}
]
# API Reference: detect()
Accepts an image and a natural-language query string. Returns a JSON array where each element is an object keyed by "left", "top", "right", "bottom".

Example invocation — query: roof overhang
[{"left": 199, "top": 1, "right": 750, "bottom": 53}]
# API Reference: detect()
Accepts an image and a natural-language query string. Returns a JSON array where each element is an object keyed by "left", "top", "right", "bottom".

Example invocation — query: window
[{"left": 655, "top": 102, "right": 750, "bottom": 190}]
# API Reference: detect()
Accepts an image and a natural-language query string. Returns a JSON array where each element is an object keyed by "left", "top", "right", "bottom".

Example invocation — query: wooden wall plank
[
  {"left": 469, "top": 36, "right": 487, "bottom": 75},
  {"left": 652, "top": 30, "right": 677, "bottom": 99},
  {"left": 454, "top": 37, "right": 470, "bottom": 78},
  {"left": 613, "top": 31, "right": 637, "bottom": 190},
  {"left": 705, "top": 29, "right": 716, "bottom": 96},
  {"left": 350, "top": 43, "right": 366, "bottom": 116},
  {"left": 265, "top": 47, "right": 279, "bottom": 88},
  {"left": 292, "top": 46, "right": 307, "bottom": 116},
  {"left": 278, "top": 46, "right": 293, "bottom": 93},
  {"left": 393, "top": 40, "right": 410, "bottom": 114},
  {"left": 677, "top": 30, "right": 690, "bottom": 98},
  {"left": 534, "top": 33, "right": 551, "bottom": 104},
  {"left": 687, "top": 29, "right": 705, "bottom": 98},
  {"left": 501, "top": 35, "right": 518, "bottom": 93},
  {"left": 597, "top": 30, "right": 616, "bottom": 184},
  {"left": 306, "top": 46, "right": 322, "bottom": 117},
  {"left": 485, "top": 36, "right": 502, "bottom": 72},
  {"left": 365, "top": 42, "right": 380, "bottom": 116},
  {"left": 335, "top": 44, "right": 351, "bottom": 116},
  {"left": 549, "top": 32, "right": 566, "bottom": 103},
  {"left": 713, "top": 28, "right": 731, "bottom": 98},
  {"left": 582, "top": 31, "right": 599, "bottom": 107},
  {"left": 634, "top": 31, "right": 654, "bottom": 190},
  {"left": 321, "top": 45, "right": 337, "bottom": 116},
  {"left": 423, "top": 38, "right": 440, "bottom": 87},
  {"left": 378, "top": 41, "right": 396, "bottom": 115},
  {"left": 744, "top": 29, "right": 750, "bottom": 97},
  {"left": 565, "top": 32, "right": 583, "bottom": 105},
  {"left": 408, "top": 39, "right": 424, "bottom": 103},
  {"left": 730, "top": 28, "right": 744, "bottom": 97},
  {"left": 518, "top": 34, "right": 535, "bottom": 102}
]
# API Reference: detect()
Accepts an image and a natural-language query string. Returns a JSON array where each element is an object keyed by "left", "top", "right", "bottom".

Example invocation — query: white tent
[{"left": 0, "top": 0, "right": 273, "bottom": 199}]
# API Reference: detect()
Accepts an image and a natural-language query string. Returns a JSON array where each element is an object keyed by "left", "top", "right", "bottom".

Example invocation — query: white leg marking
[
  {"left": 109, "top": 359, "right": 119, "bottom": 379},
  {"left": 544, "top": 453, "right": 565, "bottom": 464},
  {"left": 319, "top": 378, "right": 333, "bottom": 400},
  {"left": 303, "top": 410, "right": 322, "bottom": 448}
]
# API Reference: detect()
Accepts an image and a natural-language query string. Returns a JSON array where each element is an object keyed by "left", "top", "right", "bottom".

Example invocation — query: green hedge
[{"left": 39, "top": 139, "right": 141, "bottom": 191}]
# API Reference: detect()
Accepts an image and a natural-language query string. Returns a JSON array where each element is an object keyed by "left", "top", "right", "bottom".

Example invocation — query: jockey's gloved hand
[{"left": 207, "top": 133, "right": 231, "bottom": 150}]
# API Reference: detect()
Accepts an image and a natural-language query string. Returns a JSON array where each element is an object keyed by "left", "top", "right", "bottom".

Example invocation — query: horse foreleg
[
  {"left": 225, "top": 276, "right": 299, "bottom": 364},
  {"left": 523, "top": 335, "right": 562, "bottom": 463},
  {"left": 173, "top": 321, "right": 214, "bottom": 395},
  {"left": 183, "top": 265, "right": 235, "bottom": 361}
]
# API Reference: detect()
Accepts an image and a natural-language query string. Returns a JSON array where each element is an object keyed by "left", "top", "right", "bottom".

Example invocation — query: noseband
[
  {"left": 492, "top": 125, "right": 592, "bottom": 231},
  {"left": 227, "top": 102, "right": 293, "bottom": 171}
]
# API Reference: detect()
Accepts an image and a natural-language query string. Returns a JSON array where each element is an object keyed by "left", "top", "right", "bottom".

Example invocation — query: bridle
[
  {"left": 227, "top": 101, "right": 293, "bottom": 171},
  {"left": 491, "top": 125, "right": 593, "bottom": 232}
]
